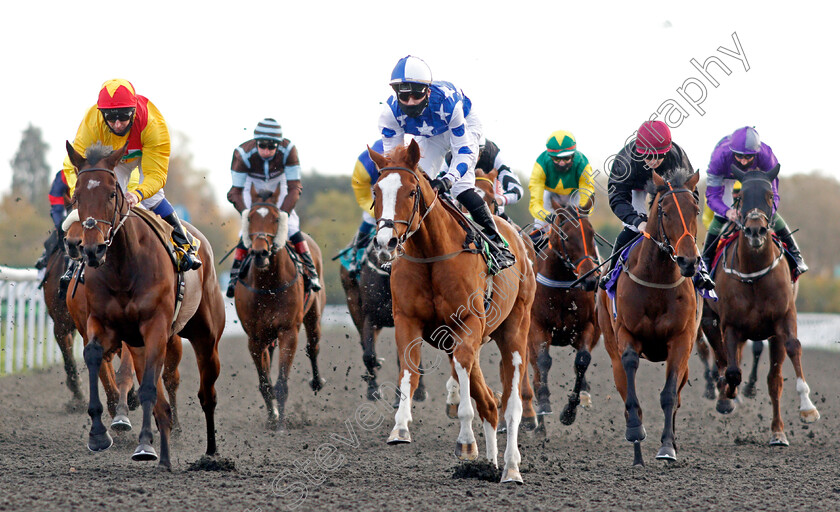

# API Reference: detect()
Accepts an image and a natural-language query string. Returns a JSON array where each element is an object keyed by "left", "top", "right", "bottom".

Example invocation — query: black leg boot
[
  {"left": 163, "top": 212, "right": 202, "bottom": 271},
  {"left": 776, "top": 226, "right": 808, "bottom": 277},
  {"left": 297, "top": 249, "right": 322, "bottom": 292},
  {"left": 467, "top": 200, "right": 516, "bottom": 274},
  {"left": 695, "top": 231, "right": 718, "bottom": 291},
  {"left": 59, "top": 258, "right": 78, "bottom": 298},
  {"left": 226, "top": 258, "right": 243, "bottom": 298}
]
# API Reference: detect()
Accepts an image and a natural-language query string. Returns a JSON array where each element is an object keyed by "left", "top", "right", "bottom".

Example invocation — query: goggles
[
  {"left": 101, "top": 108, "right": 135, "bottom": 122},
  {"left": 392, "top": 83, "right": 429, "bottom": 102}
]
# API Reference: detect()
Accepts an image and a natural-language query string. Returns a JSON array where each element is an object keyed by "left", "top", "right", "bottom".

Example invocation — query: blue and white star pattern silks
[{"left": 379, "top": 81, "right": 475, "bottom": 180}]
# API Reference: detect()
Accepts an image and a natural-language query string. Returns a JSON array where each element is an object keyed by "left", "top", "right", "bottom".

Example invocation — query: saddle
[
  {"left": 437, "top": 196, "right": 505, "bottom": 275},
  {"left": 131, "top": 208, "right": 200, "bottom": 273},
  {"left": 238, "top": 242, "right": 306, "bottom": 294}
]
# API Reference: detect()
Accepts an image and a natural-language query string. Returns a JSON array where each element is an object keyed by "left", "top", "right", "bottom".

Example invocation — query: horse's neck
[
  {"left": 252, "top": 246, "right": 295, "bottom": 286},
  {"left": 541, "top": 233, "right": 576, "bottom": 278},
  {"left": 95, "top": 217, "right": 141, "bottom": 285},
  {"left": 403, "top": 198, "right": 464, "bottom": 258},
  {"left": 735, "top": 231, "right": 778, "bottom": 271},
  {"left": 629, "top": 215, "right": 678, "bottom": 280}
]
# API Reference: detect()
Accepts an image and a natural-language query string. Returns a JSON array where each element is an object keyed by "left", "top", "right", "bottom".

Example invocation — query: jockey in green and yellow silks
[{"left": 528, "top": 130, "right": 596, "bottom": 237}]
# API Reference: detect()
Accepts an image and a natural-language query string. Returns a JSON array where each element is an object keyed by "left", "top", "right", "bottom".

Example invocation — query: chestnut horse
[
  {"left": 369, "top": 140, "right": 536, "bottom": 483},
  {"left": 529, "top": 196, "right": 601, "bottom": 429},
  {"left": 339, "top": 245, "right": 428, "bottom": 404},
  {"left": 700, "top": 164, "right": 819, "bottom": 445},
  {"left": 234, "top": 184, "right": 326, "bottom": 430},
  {"left": 596, "top": 169, "right": 702, "bottom": 466},
  {"left": 65, "top": 141, "right": 223, "bottom": 469}
]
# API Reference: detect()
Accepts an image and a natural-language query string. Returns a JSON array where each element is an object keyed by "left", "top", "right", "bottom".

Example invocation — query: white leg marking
[
  {"left": 796, "top": 378, "right": 816, "bottom": 412},
  {"left": 453, "top": 357, "right": 475, "bottom": 445},
  {"left": 446, "top": 376, "right": 460, "bottom": 406},
  {"left": 483, "top": 419, "right": 498, "bottom": 467},
  {"left": 375, "top": 174, "right": 402, "bottom": 248},
  {"left": 504, "top": 351, "right": 523, "bottom": 471},
  {"left": 394, "top": 370, "right": 413, "bottom": 430}
]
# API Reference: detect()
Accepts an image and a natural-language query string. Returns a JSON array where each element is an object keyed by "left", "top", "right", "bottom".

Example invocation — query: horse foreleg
[
  {"left": 533, "top": 335, "right": 553, "bottom": 416},
  {"left": 249, "top": 338, "right": 277, "bottom": 429},
  {"left": 190, "top": 332, "right": 221, "bottom": 456},
  {"left": 779, "top": 323, "right": 820, "bottom": 424},
  {"left": 163, "top": 336, "right": 183, "bottom": 432},
  {"left": 132, "top": 318, "right": 170, "bottom": 467},
  {"left": 657, "top": 338, "right": 691, "bottom": 461},
  {"left": 274, "top": 328, "right": 299, "bottom": 430},
  {"left": 621, "top": 345, "right": 646, "bottom": 467},
  {"left": 56, "top": 329, "right": 85, "bottom": 409},
  {"left": 388, "top": 321, "right": 422, "bottom": 445},
  {"left": 767, "top": 337, "right": 789, "bottom": 446},
  {"left": 303, "top": 309, "right": 325, "bottom": 394},
  {"left": 83, "top": 333, "right": 113, "bottom": 452},
  {"left": 695, "top": 331, "right": 718, "bottom": 400},
  {"left": 561, "top": 347, "right": 592, "bottom": 426},
  {"left": 361, "top": 316, "right": 380, "bottom": 401},
  {"left": 742, "top": 340, "right": 763, "bottom": 398},
  {"left": 445, "top": 364, "right": 460, "bottom": 419},
  {"left": 466, "top": 356, "right": 497, "bottom": 465},
  {"left": 451, "top": 351, "right": 479, "bottom": 461},
  {"left": 499, "top": 347, "right": 525, "bottom": 484},
  {"left": 720, "top": 327, "right": 743, "bottom": 411},
  {"left": 111, "top": 344, "right": 135, "bottom": 431},
  {"left": 98, "top": 353, "right": 120, "bottom": 420}
]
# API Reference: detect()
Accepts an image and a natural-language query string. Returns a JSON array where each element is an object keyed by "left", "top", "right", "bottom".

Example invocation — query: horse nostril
[{"left": 387, "top": 238, "right": 398, "bottom": 251}]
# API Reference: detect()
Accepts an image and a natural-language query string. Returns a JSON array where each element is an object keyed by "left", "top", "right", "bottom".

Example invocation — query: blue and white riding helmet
[{"left": 390, "top": 56, "right": 432, "bottom": 118}]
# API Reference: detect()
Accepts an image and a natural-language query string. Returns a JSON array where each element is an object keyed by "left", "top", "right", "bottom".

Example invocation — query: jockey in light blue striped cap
[{"left": 254, "top": 118, "right": 283, "bottom": 143}]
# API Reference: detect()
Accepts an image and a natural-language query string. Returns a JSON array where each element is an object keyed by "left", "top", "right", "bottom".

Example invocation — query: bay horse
[
  {"left": 700, "top": 164, "right": 819, "bottom": 445},
  {"left": 529, "top": 195, "right": 601, "bottom": 429},
  {"left": 596, "top": 169, "right": 702, "bottom": 465},
  {"left": 369, "top": 140, "right": 536, "bottom": 483},
  {"left": 234, "top": 184, "right": 326, "bottom": 430},
  {"left": 65, "top": 141, "right": 223, "bottom": 469},
  {"left": 339, "top": 245, "right": 427, "bottom": 404}
]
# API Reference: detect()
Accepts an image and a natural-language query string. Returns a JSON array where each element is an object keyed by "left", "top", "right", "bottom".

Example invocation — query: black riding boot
[
  {"left": 163, "top": 212, "right": 202, "bottom": 271},
  {"left": 599, "top": 227, "right": 638, "bottom": 290},
  {"left": 464, "top": 198, "right": 516, "bottom": 274},
  {"left": 226, "top": 257, "right": 243, "bottom": 298},
  {"left": 695, "top": 231, "right": 717, "bottom": 291},
  {"left": 776, "top": 226, "right": 808, "bottom": 277},
  {"left": 298, "top": 250, "right": 322, "bottom": 292},
  {"left": 36, "top": 230, "right": 61, "bottom": 270},
  {"left": 349, "top": 230, "right": 373, "bottom": 278},
  {"left": 59, "top": 258, "right": 78, "bottom": 298}
]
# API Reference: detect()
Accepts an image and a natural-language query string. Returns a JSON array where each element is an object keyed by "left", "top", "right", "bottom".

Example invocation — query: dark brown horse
[
  {"left": 369, "top": 140, "right": 536, "bottom": 483},
  {"left": 701, "top": 165, "right": 819, "bottom": 445},
  {"left": 339, "top": 244, "right": 427, "bottom": 404},
  {"left": 529, "top": 196, "right": 601, "bottom": 429},
  {"left": 64, "top": 141, "right": 223, "bottom": 469},
  {"left": 234, "top": 184, "right": 326, "bottom": 430},
  {"left": 597, "top": 169, "right": 702, "bottom": 465}
]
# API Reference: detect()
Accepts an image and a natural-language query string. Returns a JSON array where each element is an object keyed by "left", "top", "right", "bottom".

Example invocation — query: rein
[{"left": 540, "top": 209, "right": 600, "bottom": 289}]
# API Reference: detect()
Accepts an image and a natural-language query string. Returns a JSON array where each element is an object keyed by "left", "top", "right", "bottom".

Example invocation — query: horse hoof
[
  {"left": 703, "top": 385, "right": 717, "bottom": 400},
  {"left": 497, "top": 419, "right": 507, "bottom": 434},
  {"left": 131, "top": 443, "right": 158, "bottom": 461},
  {"left": 500, "top": 466, "right": 523, "bottom": 484},
  {"left": 800, "top": 408, "right": 821, "bottom": 424},
  {"left": 655, "top": 446, "right": 677, "bottom": 461},
  {"left": 87, "top": 431, "right": 113, "bottom": 452},
  {"left": 536, "top": 401, "right": 552, "bottom": 416},
  {"left": 521, "top": 415, "right": 538, "bottom": 432},
  {"left": 110, "top": 415, "right": 132, "bottom": 432},
  {"left": 560, "top": 404, "right": 577, "bottom": 426},
  {"left": 310, "top": 377, "right": 325, "bottom": 393},
  {"left": 625, "top": 424, "right": 646, "bottom": 443},
  {"left": 769, "top": 432, "right": 789, "bottom": 447},
  {"left": 716, "top": 399, "right": 736, "bottom": 415},
  {"left": 446, "top": 403, "right": 459, "bottom": 419},
  {"left": 387, "top": 428, "right": 411, "bottom": 445},
  {"left": 455, "top": 441, "right": 479, "bottom": 461},
  {"left": 156, "top": 462, "right": 172, "bottom": 472},
  {"left": 580, "top": 391, "right": 592, "bottom": 409},
  {"left": 413, "top": 388, "right": 428, "bottom": 402},
  {"left": 742, "top": 383, "right": 757, "bottom": 399}
]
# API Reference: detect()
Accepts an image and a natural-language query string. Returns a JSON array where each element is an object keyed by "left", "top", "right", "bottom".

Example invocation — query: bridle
[
  {"left": 374, "top": 166, "right": 439, "bottom": 256},
  {"left": 248, "top": 201, "right": 284, "bottom": 255},
  {"left": 645, "top": 182, "right": 696, "bottom": 262},
  {"left": 548, "top": 208, "right": 599, "bottom": 278},
  {"left": 75, "top": 167, "right": 129, "bottom": 248}
]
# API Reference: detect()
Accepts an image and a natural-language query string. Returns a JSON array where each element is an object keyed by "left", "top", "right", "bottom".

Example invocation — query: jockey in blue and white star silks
[{"left": 378, "top": 55, "right": 515, "bottom": 272}]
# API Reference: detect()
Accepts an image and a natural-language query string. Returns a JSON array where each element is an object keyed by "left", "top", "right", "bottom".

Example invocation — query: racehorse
[
  {"left": 529, "top": 195, "right": 601, "bottom": 429},
  {"left": 596, "top": 169, "right": 702, "bottom": 466},
  {"left": 339, "top": 244, "right": 428, "bottom": 404},
  {"left": 234, "top": 184, "right": 326, "bottom": 430},
  {"left": 369, "top": 140, "right": 536, "bottom": 483},
  {"left": 64, "top": 141, "right": 224, "bottom": 469},
  {"left": 696, "top": 333, "right": 764, "bottom": 400},
  {"left": 700, "top": 164, "right": 819, "bottom": 445}
]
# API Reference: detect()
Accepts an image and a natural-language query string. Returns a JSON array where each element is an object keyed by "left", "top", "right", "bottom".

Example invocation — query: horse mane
[
  {"left": 83, "top": 142, "right": 117, "bottom": 167},
  {"left": 256, "top": 189, "right": 273, "bottom": 202},
  {"left": 645, "top": 168, "right": 694, "bottom": 207}
]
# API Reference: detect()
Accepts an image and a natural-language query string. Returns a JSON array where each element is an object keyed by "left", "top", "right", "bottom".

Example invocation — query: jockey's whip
[
  {"left": 568, "top": 232, "right": 643, "bottom": 289},
  {"left": 218, "top": 244, "right": 237, "bottom": 264}
]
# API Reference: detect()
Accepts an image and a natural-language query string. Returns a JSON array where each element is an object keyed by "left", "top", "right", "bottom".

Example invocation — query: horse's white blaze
[
  {"left": 453, "top": 357, "right": 475, "bottom": 445},
  {"left": 796, "top": 377, "right": 816, "bottom": 412},
  {"left": 483, "top": 420, "right": 498, "bottom": 467},
  {"left": 255, "top": 207, "right": 269, "bottom": 217},
  {"left": 504, "top": 351, "right": 523, "bottom": 470},
  {"left": 393, "top": 370, "right": 412, "bottom": 430},
  {"left": 86, "top": 179, "right": 100, "bottom": 190},
  {"left": 446, "top": 376, "right": 460, "bottom": 406},
  {"left": 375, "top": 174, "right": 402, "bottom": 248}
]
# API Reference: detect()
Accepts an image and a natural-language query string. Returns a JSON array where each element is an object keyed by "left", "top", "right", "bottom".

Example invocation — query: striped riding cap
[{"left": 254, "top": 118, "right": 283, "bottom": 143}]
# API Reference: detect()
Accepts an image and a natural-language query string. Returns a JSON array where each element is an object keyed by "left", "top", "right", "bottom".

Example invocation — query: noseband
[
  {"left": 248, "top": 201, "right": 283, "bottom": 254},
  {"left": 549, "top": 210, "right": 599, "bottom": 277},
  {"left": 646, "top": 183, "right": 696, "bottom": 262},
  {"left": 75, "top": 167, "right": 129, "bottom": 248},
  {"left": 375, "top": 166, "right": 439, "bottom": 255}
]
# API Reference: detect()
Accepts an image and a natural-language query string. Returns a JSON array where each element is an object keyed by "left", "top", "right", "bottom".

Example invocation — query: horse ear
[
  {"left": 271, "top": 183, "right": 282, "bottom": 202},
  {"left": 686, "top": 170, "right": 700, "bottom": 190},
  {"left": 66, "top": 141, "right": 85, "bottom": 173},
  {"left": 104, "top": 142, "right": 129, "bottom": 169},
  {"left": 651, "top": 170, "right": 665, "bottom": 187},
  {"left": 249, "top": 183, "right": 258, "bottom": 201},
  {"left": 729, "top": 164, "right": 746, "bottom": 181},
  {"left": 766, "top": 163, "right": 781, "bottom": 181},
  {"left": 407, "top": 139, "right": 422, "bottom": 168},
  {"left": 549, "top": 195, "right": 563, "bottom": 212},
  {"left": 367, "top": 144, "right": 388, "bottom": 170}
]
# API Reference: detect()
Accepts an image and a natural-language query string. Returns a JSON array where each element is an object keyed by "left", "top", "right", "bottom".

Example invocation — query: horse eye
[
  {"left": 110, "top": 192, "right": 116, "bottom": 199},
  {"left": 409, "top": 190, "right": 416, "bottom": 197}
]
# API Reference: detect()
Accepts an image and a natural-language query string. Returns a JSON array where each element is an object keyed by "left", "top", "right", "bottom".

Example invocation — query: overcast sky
[{"left": 1, "top": 1, "right": 837, "bottom": 208}]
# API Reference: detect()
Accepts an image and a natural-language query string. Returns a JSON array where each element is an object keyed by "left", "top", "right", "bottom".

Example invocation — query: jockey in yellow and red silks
[{"left": 61, "top": 78, "right": 201, "bottom": 280}]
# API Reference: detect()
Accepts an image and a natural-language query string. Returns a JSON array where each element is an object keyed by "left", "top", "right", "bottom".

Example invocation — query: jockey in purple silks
[{"left": 702, "top": 126, "right": 808, "bottom": 278}]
